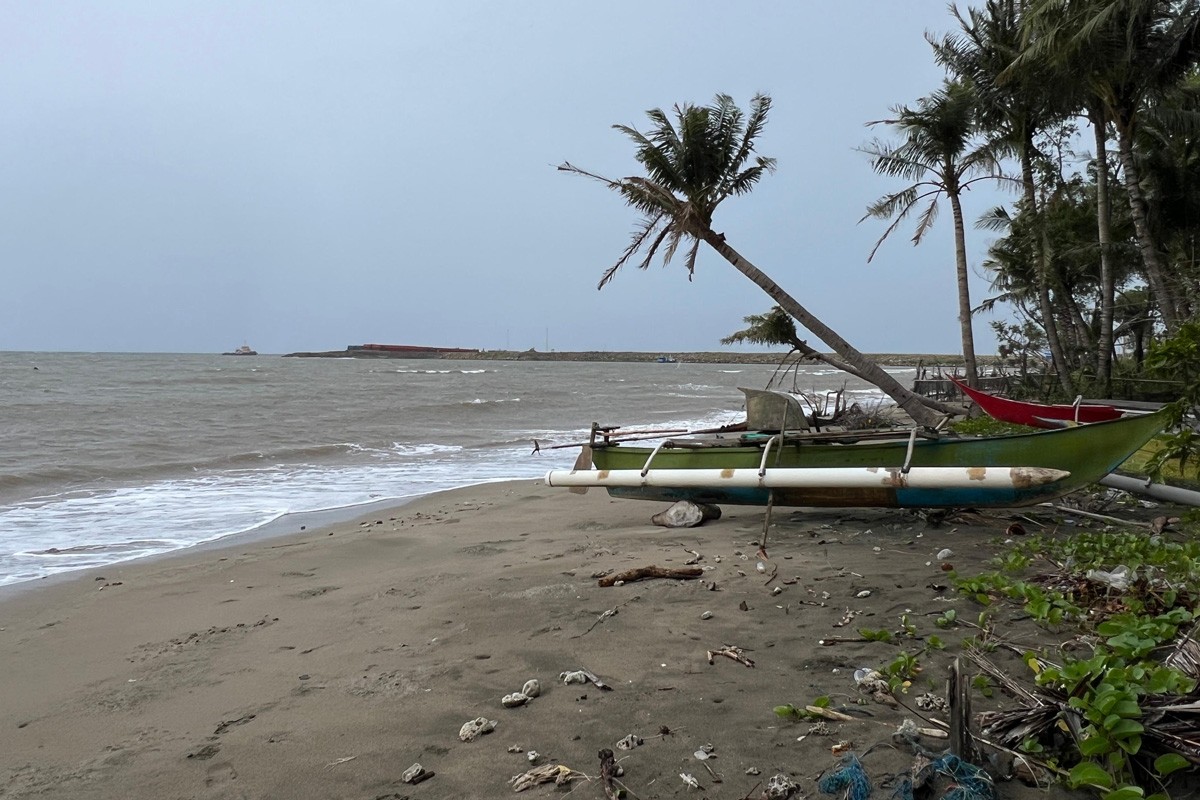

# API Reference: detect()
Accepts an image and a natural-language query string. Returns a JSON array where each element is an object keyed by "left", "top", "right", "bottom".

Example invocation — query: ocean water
[{"left": 0, "top": 352, "right": 909, "bottom": 588}]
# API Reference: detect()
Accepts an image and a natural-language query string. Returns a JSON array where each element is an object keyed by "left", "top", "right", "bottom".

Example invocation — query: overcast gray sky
[{"left": 1, "top": 1, "right": 1017, "bottom": 355}]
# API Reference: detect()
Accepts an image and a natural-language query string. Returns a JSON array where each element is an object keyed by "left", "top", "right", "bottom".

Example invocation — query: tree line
[{"left": 562, "top": 0, "right": 1200, "bottom": 431}]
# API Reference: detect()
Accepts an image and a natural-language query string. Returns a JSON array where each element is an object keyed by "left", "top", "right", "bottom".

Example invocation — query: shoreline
[
  {"left": 1, "top": 477, "right": 1094, "bottom": 799},
  {"left": 279, "top": 349, "right": 996, "bottom": 367},
  {"left": 0, "top": 478, "right": 538, "bottom": 598}
]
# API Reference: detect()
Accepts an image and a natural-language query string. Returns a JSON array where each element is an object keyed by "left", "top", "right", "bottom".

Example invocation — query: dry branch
[{"left": 598, "top": 565, "right": 704, "bottom": 587}]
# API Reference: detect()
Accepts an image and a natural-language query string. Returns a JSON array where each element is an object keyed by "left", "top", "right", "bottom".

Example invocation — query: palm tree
[
  {"left": 1018, "top": 0, "right": 1200, "bottom": 333},
  {"left": 559, "top": 93, "right": 952, "bottom": 425},
  {"left": 860, "top": 79, "right": 1004, "bottom": 388},
  {"left": 931, "top": 0, "right": 1083, "bottom": 395}
]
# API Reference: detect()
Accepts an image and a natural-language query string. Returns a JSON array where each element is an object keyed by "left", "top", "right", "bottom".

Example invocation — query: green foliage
[
  {"left": 880, "top": 650, "right": 922, "bottom": 692},
  {"left": 956, "top": 527, "right": 1200, "bottom": 798},
  {"left": 857, "top": 627, "right": 894, "bottom": 643},
  {"left": 773, "top": 696, "right": 832, "bottom": 721},
  {"left": 1144, "top": 321, "right": 1200, "bottom": 482},
  {"left": 721, "top": 307, "right": 801, "bottom": 350},
  {"left": 949, "top": 415, "right": 1037, "bottom": 437}
]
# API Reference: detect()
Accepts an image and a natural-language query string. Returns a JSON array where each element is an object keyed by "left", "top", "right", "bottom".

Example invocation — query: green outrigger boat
[{"left": 545, "top": 389, "right": 1169, "bottom": 509}]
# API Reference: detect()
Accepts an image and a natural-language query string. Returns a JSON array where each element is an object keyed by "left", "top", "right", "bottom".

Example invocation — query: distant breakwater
[{"left": 282, "top": 348, "right": 993, "bottom": 368}]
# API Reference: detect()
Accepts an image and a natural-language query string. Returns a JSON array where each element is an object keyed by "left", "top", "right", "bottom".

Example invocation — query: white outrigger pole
[{"left": 544, "top": 465, "right": 1070, "bottom": 491}]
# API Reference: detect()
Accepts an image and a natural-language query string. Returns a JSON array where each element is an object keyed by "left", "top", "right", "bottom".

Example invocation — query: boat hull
[
  {"left": 584, "top": 410, "right": 1168, "bottom": 508},
  {"left": 950, "top": 376, "right": 1122, "bottom": 427}
]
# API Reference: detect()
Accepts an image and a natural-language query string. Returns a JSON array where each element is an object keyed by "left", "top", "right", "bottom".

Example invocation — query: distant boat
[
  {"left": 655, "top": 355, "right": 678, "bottom": 363},
  {"left": 223, "top": 344, "right": 258, "bottom": 356},
  {"left": 948, "top": 375, "right": 1123, "bottom": 427}
]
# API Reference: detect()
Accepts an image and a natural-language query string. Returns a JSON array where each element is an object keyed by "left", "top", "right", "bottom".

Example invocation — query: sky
[{"left": 0, "top": 1, "right": 1021, "bottom": 355}]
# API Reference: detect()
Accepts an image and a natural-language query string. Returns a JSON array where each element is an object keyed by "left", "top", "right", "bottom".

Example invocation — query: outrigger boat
[
  {"left": 544, "top": 388, "right": 1168, "bottom": 509},
  {"left": 948, "top": 375, "right": 1123, "bottom": 428}
]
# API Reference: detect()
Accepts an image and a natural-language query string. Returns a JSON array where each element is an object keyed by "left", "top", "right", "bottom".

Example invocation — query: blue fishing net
[
  {"left": 923, "top": 754, "right": 997, "bottom": 800},
  {"left": 826, "top": 752, "right": 996, "bottom": 800},
  {"left": 819, "top": 753, "right": 872, "bottom": 800}
]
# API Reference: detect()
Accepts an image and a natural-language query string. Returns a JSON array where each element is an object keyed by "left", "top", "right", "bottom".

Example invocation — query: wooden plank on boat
[{"left": 544, "top": 466, "right": 1069, "bottom": 491}]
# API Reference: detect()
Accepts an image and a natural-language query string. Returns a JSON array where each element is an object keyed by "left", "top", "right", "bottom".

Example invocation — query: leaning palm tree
[
  {"left": 559, "top": 93, "right": 952, "bottom": 426},
  {"left": 860, "top": 79, "right": 1006, "bottom": 388}
]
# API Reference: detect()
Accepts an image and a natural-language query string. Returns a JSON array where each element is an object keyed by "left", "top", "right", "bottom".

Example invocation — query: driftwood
[
  {"left": 948, "top": 657, "right": 976, "bottom": 762},
  {"left": 598, "top": 565, "right": 704, "bottom": 587},
  {"left": 598, "top": 749, "right": 619, "bottom": 800},
  {"left": 805, "top": 705, "right": 855, "bottom": 722},
  {"left": 706, "top": 645, "right": 755, "bottom": 668}
]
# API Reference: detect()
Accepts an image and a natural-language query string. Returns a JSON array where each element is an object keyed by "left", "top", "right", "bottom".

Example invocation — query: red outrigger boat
[{"left": 948, "top": 375, "right": 1124, "bottom": 428}]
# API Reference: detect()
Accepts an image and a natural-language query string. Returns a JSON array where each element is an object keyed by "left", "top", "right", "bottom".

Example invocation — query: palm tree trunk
[
  {"left": 1115, "top": 121, "right": 1181, "bottom": 332},
  {"left": 948, "top": 192, "right": 979, "bottom": 387},
  {"left": 1091, "top": 106, "right": 1115, "bottom": 395},
  {"left": 1020, "top": 148, "right": 1075, "bottom": 397},
  {"left": 700, "top": 230, "right": 952, "bottom": 426}
]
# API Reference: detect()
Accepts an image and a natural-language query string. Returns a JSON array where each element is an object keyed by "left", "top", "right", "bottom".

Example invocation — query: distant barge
[{"left": 283, "top": 343, "right": 480, "bottom": 359}]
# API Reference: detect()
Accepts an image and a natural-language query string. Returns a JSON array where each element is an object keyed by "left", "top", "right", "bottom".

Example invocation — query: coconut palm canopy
[
  {"left": 560, "top": 93, "right": 776, "bottom": 289},
  {"left": 560, "top": 93, "right": 954, "bottom": 426}
]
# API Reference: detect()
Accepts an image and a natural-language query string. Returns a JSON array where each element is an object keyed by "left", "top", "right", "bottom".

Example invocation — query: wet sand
[{"left": 1, "top": 479, "right": 1086, "bottom": 799}]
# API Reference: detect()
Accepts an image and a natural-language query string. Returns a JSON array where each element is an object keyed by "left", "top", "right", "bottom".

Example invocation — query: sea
[{"left": 0, "top": 352, "right": 912, "bottom": 589}]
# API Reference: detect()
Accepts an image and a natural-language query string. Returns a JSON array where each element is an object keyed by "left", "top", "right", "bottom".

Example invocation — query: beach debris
[
  {"left": 502, "top": 692, "right": 529, "bottom": 708},
  {"left": 805, "top": 705, "right": 855, "bottom": 722},
  {"left": 912, "top": 753, "right": 998, "bottom": 800},
  {"left": 510, "top": 763, "right": 583, "bottom": 792},
  {"left": 651, "top": 500, "right": 721, "bottom": 528},
  {"left": 616, "top": 733, "right": 643, "bottom": 750},
  {"left": 458, "top": 716, "right": 497, "bottom": 742},
  {"left": 598, "top": 564, "right": 704, "bottom": 586},
  {"left": 507, "top": 745, "right": 524, "bottom": 753},
  {"left": 1086, "top": 563, "right": 1134, "bottom": 591},
  {"left": 324, "top": 755, "right": 358, "bottom": 770},
  {"left": 522, "top": 678, "right": 540, "bottom": 698},
  {"left": 772, "top": 586, "right": 783, "bottom": 596},
  {"left": 746, "top": 766, "right": 761, "bottom": 775},
  {"left": 853, "top": 668, "right": 895, "bottom": 704},
  {"left": 763, "top": 773, "right": 799, "bottom": 799},
  {"left": 679, "top": 772, "right": 701, "bottom": 790},
  {"left": 808, "top": 721, "right": 832, "bottom": 736},
  {"left": 527, "top": 750, "right": 539, "bottom": 763},
  {"left": 855, "top": 589, "right": 872, "bottom": 598},
  {"left": 706, "top": 644, "right": 755, "bottom": 668},
  {"left": 819, "top": 753, "right": 870, "bottom": 799},
  {"left": 559, "top": 667, "right": 612, "bottom": 690},
  {"left": 830, "top": 740, "right": 854, "bottom": 755},
  {"left": 832, "top": 608, "right": 861, "bottom": 627},
  {"left": 914, "top": 692, "right": 949, "bottom": 712},
  {"left": 893, "top": 717, "right": 950, "bottom": 743},
  {"left": 401, "top": 763, "right": 433, "bottom": 784},
  {"left": 700, "top": 610, "right": 714, "bottom": 620},
  {"left": 598, "top": 749, "right": 620, "bottom": 800},
  {"left": 693, "top": 743, "right": 715, "bottom": 760},
  {"left": 937, "top": 548, "right": 954, "bottom": 560}
]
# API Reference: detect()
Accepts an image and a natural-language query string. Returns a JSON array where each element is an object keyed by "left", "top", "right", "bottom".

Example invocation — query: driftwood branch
[
  {"left": 598, "top": 748, "right": 619, "bottom": 800},
  {"left": 599, "top": 565, "right": 704, "bottom": 587}
]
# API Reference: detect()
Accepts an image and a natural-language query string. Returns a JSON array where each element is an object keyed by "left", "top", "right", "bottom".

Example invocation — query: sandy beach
[{"left": 1, "top": 479, "right": 1097, "bottom": 799}]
